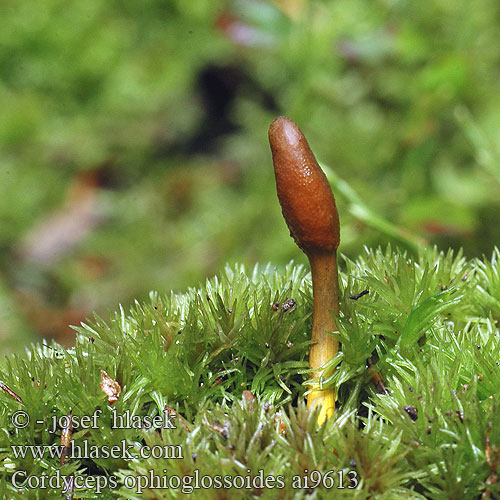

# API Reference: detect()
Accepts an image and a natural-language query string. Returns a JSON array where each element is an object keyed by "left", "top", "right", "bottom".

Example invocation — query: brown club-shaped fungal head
[{"left": 268, "top": 116, "right": 339, "bottom": 255}]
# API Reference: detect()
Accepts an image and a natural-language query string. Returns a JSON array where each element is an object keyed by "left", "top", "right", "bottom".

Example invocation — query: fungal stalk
[{"left": 269, "top": 116, "right": 340, "bottom": 424}]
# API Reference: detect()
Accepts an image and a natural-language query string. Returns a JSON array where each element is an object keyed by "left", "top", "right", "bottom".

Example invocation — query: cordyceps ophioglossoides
[{"left": 269, "top": 116, "right": 340, "bottom": 425}]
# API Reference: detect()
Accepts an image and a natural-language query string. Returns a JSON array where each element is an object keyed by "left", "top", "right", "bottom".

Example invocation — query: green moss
[{"left": 2, "top": 247, "right": 500, "bottom": 498}]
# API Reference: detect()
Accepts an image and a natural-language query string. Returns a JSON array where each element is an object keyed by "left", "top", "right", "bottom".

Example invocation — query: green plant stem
[{"left": 322, "top": 164, "right": 427, "bottom": 252}]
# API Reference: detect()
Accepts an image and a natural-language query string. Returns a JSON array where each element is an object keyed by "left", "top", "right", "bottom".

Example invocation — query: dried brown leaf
[{"left": 100, "top": 370, "right": 121, "bottom": 404}]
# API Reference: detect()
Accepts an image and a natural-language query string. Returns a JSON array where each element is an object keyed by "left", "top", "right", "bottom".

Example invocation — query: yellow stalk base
[{"left": 306, "top": 252, "right": 339, "bottom": 425}]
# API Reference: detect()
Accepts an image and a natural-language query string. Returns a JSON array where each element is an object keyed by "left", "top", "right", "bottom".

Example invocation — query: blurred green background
[{"left": 2, "top": 0, "right": 500, "bottom": 353}]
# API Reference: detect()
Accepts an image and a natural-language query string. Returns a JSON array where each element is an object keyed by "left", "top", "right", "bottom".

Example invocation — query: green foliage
[
  {"left": 2, "top": 247, "right": 500, "bottom": 498},
  {"left": 3, "top": 0, "right": 500, "bottom": 354}
]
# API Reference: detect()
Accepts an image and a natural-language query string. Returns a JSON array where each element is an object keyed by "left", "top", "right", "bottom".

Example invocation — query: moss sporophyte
[{"left": 269, "top": 116, "right": 340, "bottom": 425}]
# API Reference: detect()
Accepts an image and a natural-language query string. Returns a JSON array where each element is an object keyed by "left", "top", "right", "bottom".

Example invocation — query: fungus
[{"left": 268, "top": 116, "right": 340, "bottom": 424}]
